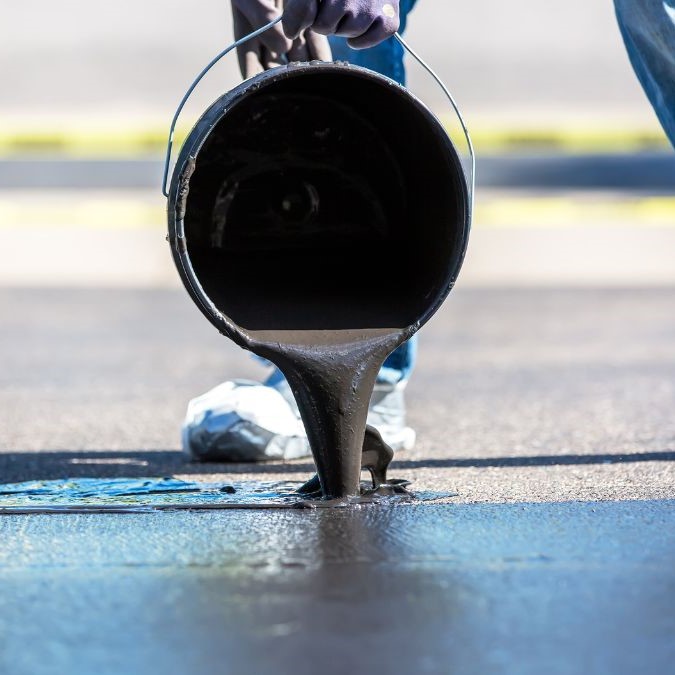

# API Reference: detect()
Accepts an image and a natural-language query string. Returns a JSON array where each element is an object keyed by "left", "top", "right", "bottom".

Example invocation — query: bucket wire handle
[
  {"left": 393, "top": 33, "right": 475, "bottom": 212},
  {"left": 162, "top": 16, "right": 283, "bottom": 197},
  {"left": 162, "top": 16, "right": 475, "bottom": 211}
]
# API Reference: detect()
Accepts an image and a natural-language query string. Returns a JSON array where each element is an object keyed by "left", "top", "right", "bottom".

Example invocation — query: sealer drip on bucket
[{"left": 165, "top": 23, "right": 473, "bottom": 500}]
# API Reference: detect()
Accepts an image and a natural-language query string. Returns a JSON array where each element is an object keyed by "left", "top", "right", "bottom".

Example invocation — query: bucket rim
[{"left": 166, "top": 61, "right": 472, "bottom": 348}]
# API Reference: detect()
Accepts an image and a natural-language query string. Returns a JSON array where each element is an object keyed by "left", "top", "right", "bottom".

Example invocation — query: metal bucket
[
  {"left": 163, "top": 27, "right": 473, "bottom": 498},
  {"left": 167, "top": 61, "right": 470, "bottom": 343}
]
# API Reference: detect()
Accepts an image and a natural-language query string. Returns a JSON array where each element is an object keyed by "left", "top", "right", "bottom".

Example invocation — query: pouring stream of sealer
[{"left": 165, "top": 47, "right": 472, "bottom": 499}]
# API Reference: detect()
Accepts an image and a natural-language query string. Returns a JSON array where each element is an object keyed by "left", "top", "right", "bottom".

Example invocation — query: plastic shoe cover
[
  {"left": 368, "top": 382, "right": 417, "bottom": 453},
  {"left": 182, "top": 380, "right": 309, "bottom": 462},
  {"left": 182, "top": 378, "right": 416, "bottom": 462}
]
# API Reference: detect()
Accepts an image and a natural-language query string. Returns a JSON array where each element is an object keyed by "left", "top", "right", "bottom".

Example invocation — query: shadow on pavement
[
  {"left": 1, "top": 449, "right": 673, "bottom": 483},
  {"left": 394, "top": 450, "right": 675, "bottom": 469}
]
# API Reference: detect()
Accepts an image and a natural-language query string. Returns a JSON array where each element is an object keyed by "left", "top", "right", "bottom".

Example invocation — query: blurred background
[
  {"left": 1, "top": 0, "right": 673, "bottom": 289},
  {"left": 0, "top": 0, "right": 668, "bottom": 123}
]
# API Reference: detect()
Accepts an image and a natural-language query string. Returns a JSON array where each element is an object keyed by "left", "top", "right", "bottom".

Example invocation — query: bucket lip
[
  {"left": 170, "top": 60, "right": 435, "bottom": 188},
  {"left": 166, "top": 61, "right": 472, "bottom": 346}
]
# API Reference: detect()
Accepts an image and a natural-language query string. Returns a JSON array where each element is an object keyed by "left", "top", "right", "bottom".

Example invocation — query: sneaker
[{"left": 182, "top": 374, "right": 416, "bottom": 462}]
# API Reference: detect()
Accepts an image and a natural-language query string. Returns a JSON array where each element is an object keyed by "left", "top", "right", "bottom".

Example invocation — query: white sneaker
[{"left": 182, "top": 376, "right": 415, "bottom": 462}]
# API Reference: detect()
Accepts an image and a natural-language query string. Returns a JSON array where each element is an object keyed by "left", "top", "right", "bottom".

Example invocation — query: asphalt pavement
[
  {"left": 2, "top": 135, "right": 675, "bottom": 672},
  {"left": 1, "top": 285, "right": 675, "bottom": 674},
  {"left": 2, "top": 286, "right": 674, "bottom": 502},
  {"left": 3, "top": 153, "right": 675, "bottom": 190}
]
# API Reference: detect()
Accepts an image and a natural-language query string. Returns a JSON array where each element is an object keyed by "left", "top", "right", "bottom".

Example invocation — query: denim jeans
[
  {"left": 328, "top": 0, "right": 418, "bottom": 86},
  {"left": 328, "top": 0, "right": 419, "bottom": 384},
  {"left": 614, "top": 0, "right": 675, "bottom": 146}
]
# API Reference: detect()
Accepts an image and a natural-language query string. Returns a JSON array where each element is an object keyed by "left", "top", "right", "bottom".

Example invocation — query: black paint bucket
[{"left": 166, "top": 58, "right": 471, "bottom": 498}]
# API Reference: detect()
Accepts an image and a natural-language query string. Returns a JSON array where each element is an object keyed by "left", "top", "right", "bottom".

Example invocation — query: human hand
[
  {"left": 231, "top": 0, "right": 332, "bottom": 79},
  {"left": 283, "top": 0, "right": 400, "bottom": 50}
]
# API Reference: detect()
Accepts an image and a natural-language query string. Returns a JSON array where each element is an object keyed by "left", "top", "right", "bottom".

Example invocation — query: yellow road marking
[
  {"left": 0, "top": 124, "right": 670, "bottom": 156},
  {"left": 444, "top": 125, "right": 671, "bottom": 154},
  {"left": 0, "top": 199, "right": 164, "bottom": 229},
  {"left": 477, "top": 196, "right": 675, "bottom": 228}
]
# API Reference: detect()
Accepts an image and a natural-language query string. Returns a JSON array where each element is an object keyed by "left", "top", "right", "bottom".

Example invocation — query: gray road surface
[
  {"left": 3, "top": 153, "right": 675, "bottom": 190},
  {"left": 1, "top": 286, "right": 674, "bottom": 674},
  {"left": 2, "top": 286, "right": 675, "bottom": 500}
]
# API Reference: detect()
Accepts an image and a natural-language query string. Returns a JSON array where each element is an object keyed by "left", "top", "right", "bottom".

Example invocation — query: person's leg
[
  {"left": 614, "top": 0, "right": 675, "bottom": 146},
  {"left": 330, "top": 0, "right": 419, "bottom": 385}
]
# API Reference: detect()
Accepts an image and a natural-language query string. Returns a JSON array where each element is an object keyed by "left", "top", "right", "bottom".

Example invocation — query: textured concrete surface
[{"left": 1, "top": 287, "right": 674, "bottom": 502}]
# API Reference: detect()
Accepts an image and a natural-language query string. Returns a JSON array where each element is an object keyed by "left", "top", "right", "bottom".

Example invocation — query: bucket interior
[{"left": 181, "top": 68, "right": 467, "bottom": 332}]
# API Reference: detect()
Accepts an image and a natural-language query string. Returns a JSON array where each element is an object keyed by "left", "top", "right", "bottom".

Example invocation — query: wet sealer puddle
[{"left": 0, "top": 477, "right": 456, "bottom": 514}]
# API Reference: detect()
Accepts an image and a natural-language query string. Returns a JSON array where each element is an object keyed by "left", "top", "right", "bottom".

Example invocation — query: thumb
[{"left": 235, "top": 0, "right": 292, "bottom": 55}]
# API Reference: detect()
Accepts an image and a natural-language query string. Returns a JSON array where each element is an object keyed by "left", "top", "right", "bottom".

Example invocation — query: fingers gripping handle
[
  {"left": 162, "top": 16, "right": 283, "bottom": 197},
  {"left": 162, "top": 19, "right": 475, "bottom": 213}
]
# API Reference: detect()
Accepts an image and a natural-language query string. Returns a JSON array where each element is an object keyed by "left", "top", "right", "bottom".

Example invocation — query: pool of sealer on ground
[
  {"left": 0, "top": 477, "right": 456, "bottom": 513},
  {"left": 167, "top": 62, "right": 471, "bottom": 500}
]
